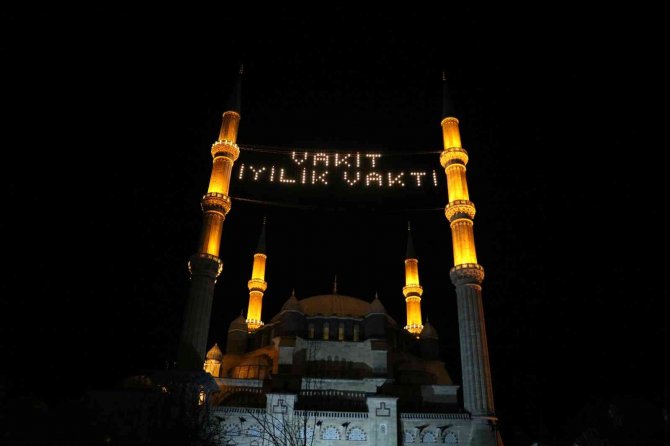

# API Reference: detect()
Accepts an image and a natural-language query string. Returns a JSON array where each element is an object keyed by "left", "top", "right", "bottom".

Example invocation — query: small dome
[
  {"left": 368, "top": 293, "right": 386, "bottom": 314},
  {"left": 281, "top": 290, "right": 302, "bottom": 312},
  {"left": 206, "top": 343, "right": 223, "bottom": 361},
  {"left": 228, "top": 314, "right": 247, "bottom": 332},
  {"left": 421, "top": 321, "right": 439, "bottom": 340}
]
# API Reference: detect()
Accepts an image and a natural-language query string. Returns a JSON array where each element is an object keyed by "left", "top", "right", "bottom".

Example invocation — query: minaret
[
  {"left": 178, "top": 67, "right": 243, "bottom": 367},
  {"left": 403, "top": 222, "right": 424, "bottom": 336},
  {"left": 439, "top": 73, "right": 496, "bottom": 422},
  {"left": 246, "top": 218, "right": 267, "bottom": 332}
]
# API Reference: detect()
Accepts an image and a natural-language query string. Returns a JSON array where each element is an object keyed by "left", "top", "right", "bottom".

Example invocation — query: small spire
[
  {"left": 291, "top": 288, "right": 296, "bottom": 297},
  {"left": 333, "top": 275, "right": 338, "bottom": 294},
  {"left": 442, "top": 70, "right": 456, "bottom": 119},
  {"left": 375, "top": 291, "right": 379, "bottom": 300},
  {"left": 406, "top": 221, "right": 417, "bottom": 259},
  {"left": 226, "top": 65, "right": 243, "bottom": 113},
  {"left": 255, "top": 217, "right": 266, "bottom": 254}
]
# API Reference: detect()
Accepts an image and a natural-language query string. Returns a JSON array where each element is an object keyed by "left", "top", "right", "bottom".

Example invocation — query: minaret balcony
[
  {"left": 445, "top": 200, "right": 476, "bottom": 222},
  {"left": 248, "top": 279, "right": 268, "bottom": 293},
  {"left": 403, "top": 285, "right": 424, "bottom": 298},
  {"left": 211, "top": 139, "right": 240, "bottom": 160},
  {"left": 449, "top": 263, "right": 485, "bottom": 286},
  {"left": 201, "top": 192, "right": 231, "bottom": 215},
  {"left": 440, "top": 147, "right": 469, "bottom": 167}
]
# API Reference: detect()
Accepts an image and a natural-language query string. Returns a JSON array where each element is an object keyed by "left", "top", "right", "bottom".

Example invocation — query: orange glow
[
  {"left": 251, "top": 254, "right": 267, "bottom": 280},
  {"left": 403, "top": 257, "right": 423, "bottom": 335},
  {"left": 246, "top": 290, "right": 264, "bottom": 332},
  {"left": 450, "top": 219, "right": 478, "bottom": 265},
  {"left": 204, "top": 359, "right": 221, "bottom": 377},
  {"left": 445, "top": 164, "right": 470, "bottom": 202},
  {"left": 199, "top": 213, "right": 224, "bottom": 256},
  {"left": 405, "top": 297, "right": 423, "bottom": 335},
  {"left": 207, "top": 157, "right": 234, "bottom": 195},
  {"left": 218, "top": 111, "right": 240, "bottom": 142},
  {"left": 441, "top": 117, "right": 462, "bottom": 149},
  {"left": 405, "top": 259, "right": 420, "bottom": 286}
]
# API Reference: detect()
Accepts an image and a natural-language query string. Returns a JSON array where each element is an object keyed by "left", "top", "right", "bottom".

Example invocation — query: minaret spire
[
  {"left": 177, "top": 70, "right": 242, "bottom": 368},
  {"left": 403, "top": 222, "right": 424, "bottom": 336},
  {"left": 439, "top": 76, "right": 497, "bottom": 431},
  {"left": 246, "top": 218, "right": 268, "bottom": 332}
]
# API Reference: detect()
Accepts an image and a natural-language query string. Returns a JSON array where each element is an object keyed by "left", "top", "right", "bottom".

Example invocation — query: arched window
[
  {"left": 422, "top": 431, "right": 437, "bottom": 443},
  {"left": 353, "top": 324, "right": 360, "bottom": 341},
  {"left": 338, "top": 322, "right": 345, "bottom": 340},
  {"left": 322, "top": 426, "right": 340, "bottom": 440},
  {"left": 347, "top": 427, "right": 366, "bottom": 441},
  {"left": 444, "top": 431, "right": 458, "bottom": 444},
  {"left": 404, "top": 431, "right": 415, "bottom": 443},
  {"left": 323, "top": 322, "right": 330, "bottom": 340},
  {"left": 246, "top": 426, "right": 262, "bottom": 437},
  {"left": 198, "top": 389, "right": 206, "bottom": 406},
  {"left": 308, "top": 323, "right": 315, "bottom": 339},
  {"left": 298, "top": 426, "right": 314, "bottom": 441}
]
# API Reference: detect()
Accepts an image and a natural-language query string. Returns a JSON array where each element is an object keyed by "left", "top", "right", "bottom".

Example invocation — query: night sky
[{"left": 2, "top": 6, "right": 667, "bottom": 444}]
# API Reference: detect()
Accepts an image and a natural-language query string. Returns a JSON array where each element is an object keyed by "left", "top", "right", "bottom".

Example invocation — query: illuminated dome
[
  {"left": 206, "top": 343, "right": 223, "bottom": 361},
  {"left": 298, "top": 294, "right": 372, "bottom": 317}
]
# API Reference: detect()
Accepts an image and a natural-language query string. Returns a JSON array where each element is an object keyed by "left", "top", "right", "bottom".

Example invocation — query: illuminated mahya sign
[{"left": 237, "top": 150, "right": 441, "bottom": 189}]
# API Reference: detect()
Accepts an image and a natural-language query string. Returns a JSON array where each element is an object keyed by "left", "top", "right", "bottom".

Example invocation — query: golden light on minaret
[
  {"left": 439, "top": 72, "right": 496, "bottom": 421},
  {"left": 403, "top": 223, "right": 424, "bottom": 336},
  {"left": 246, "top": 218, "right": 267, "bottom": 332},
  {"left": 178, "top": 66, "right": 243, "bottom": 367}
]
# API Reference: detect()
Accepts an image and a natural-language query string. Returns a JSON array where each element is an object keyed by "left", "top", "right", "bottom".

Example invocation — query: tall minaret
[
  {"left": 439, "top": 73, "right": 496, "bottom": 422},
  {"left": 178, "top": 67, "right": 243, "bottom": 367},
  {"left": 246, "top": 218, "right": 267, "bottom": 332},
  {"left": 403, "top": 222, "right": 424, "bottom": 336}
]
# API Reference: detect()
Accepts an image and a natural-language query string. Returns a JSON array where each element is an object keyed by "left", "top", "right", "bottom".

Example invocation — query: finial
[
  {"left": 406, "top": 223, "right": 416, "bottom": 259},
  {"left": 239, "top": 64, "right": 244, "bottom": 75},
  {"left": 375, "top": 291, "right": 379, "bottom": 299},
  {"left": 256, "top": 217, "right": 267, "bottom": 254},
  {"left": 333, "top": 275, "right": 338, "bottom": 294},
  {"left": 291, "top": 288, "right": 296, "bottom": 297},
  {"left": 442, "top": 70, "right": 455, "bottom": 119}
]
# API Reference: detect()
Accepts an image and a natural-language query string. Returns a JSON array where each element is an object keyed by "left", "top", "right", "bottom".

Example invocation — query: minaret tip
[
  {"left": 333, "top": 275, "right": 338, "bottom": 294},
  {"left": 442, "top": 71, "right": 455, "bottom": 119},
  {"left": 226, "top": 66, "right": 243, "bottom": 113},
  {"left": 291, "top": 288, "right": 296, "bottom": 297},
  {"left": 406, "top": 223, "right": 416, "bottom": 259},
  {"left": 256, "top": 218, "right": 267, "bottom": 254},
  {"left": 375, "top": 291, "right": 379, "bottom": 300}
]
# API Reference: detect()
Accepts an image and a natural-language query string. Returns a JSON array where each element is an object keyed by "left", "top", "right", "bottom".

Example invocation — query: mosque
[{"left": 175, "top": 70, "right": 502, "bottom": 446}]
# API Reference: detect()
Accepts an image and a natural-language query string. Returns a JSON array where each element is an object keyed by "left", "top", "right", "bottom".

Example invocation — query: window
[
  {"left": 323, "top": 322, "right": 330, "bottom": 340},
  {"left": 308, "top": 323, "right": 315, "bottom": 339},
  {"left": 338, "top": 322, "right": 345, "bottom": 340},
  {"left": 353, "top": 324, "right": 360, "bottom": 341},
  {"left": 444, "top": 432, "right": 458, "bottom": 444},
  {"left": 198, "top": 389, "right": 206, "bottom": 406},
  {"left": 404, "top": 431, "right": 414, "bottom": 443},
  {"left": 347, "top": 427, "right": 366, "bottom": 441},
  {"left": 422, "top": 431, "right": 437, "bottom": 443},
  {"left": 322, "top": 426, "right": 340, "bottom": 440}
]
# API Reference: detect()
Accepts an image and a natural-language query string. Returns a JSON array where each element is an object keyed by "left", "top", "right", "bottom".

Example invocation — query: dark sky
[{"left": 2, "top": 6, "right": 667, "bottom": 443}]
